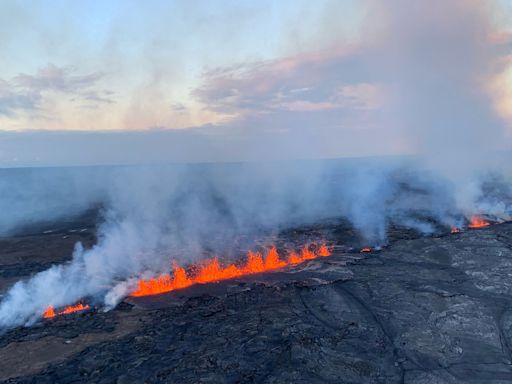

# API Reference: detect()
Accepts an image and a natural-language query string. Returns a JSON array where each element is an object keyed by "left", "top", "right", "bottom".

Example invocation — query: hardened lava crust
[{"left": 1, "top": 218, "right": 512, "bottom": 383}]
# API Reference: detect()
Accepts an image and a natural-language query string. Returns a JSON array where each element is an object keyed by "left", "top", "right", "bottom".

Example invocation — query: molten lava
[
  {"left": 131, "top": 244, "right": 331, "bottom": 297},
  {"left": 450, "top": 227, "right": 461, "bottom": 233},
  {"left": 43, "top": 303, "right": 90, "bottom": 319},
  {"left": 360, "top": 247, "right": 372, "bottom": 253},
  {"left": 468, "top": 216, "right": 490, "bottom": 229},
  {"left": 42, "top": 306, "right": 55, "bottom": 318}
]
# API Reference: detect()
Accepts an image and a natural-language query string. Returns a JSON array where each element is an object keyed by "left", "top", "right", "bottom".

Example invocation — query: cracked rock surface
[{"left": 2, "top": 222, "right": 512, "bottom": 383}]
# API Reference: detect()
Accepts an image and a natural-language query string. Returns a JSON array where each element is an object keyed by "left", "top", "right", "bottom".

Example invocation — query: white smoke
[
  {"left": 1, "top": 0, "right": 512, "bottom": 329},
  {"left": 1, "top": 159, "right": 510, "bottom": 329},
  {"left": 367, "top": 0, "right": 509, "bottom": 211}
]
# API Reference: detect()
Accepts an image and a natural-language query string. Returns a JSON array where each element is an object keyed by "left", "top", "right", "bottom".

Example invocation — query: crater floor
[{"left": 2, "top": 220, "right": 512, "bottom": 383}]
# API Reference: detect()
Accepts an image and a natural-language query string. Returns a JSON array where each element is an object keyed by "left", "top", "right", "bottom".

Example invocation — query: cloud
[
  {"left": 188, "top": 0, "right": 512, "bottom": 166},
  {"left": 0, "top": 1, "right": 511, "bottom": 165},
  {"left": 0, "top": 128, "right": 217, "bottom": 167},
  {"left": 0, "top": 64, "right": 113, "bottom": 117},
  {"left": 193, "top": 47, "right": 380, "bottom": 119},
  {"left": 0, "top": 79, "right": 39, "bottom": 116},
  {"left": 14, "top": 65, "right": 102, "bottom": 93}
]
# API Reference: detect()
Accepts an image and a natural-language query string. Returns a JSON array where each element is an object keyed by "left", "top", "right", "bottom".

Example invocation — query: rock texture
[{"left": 2, "top": 221, "right": 512, "bottom": 383}]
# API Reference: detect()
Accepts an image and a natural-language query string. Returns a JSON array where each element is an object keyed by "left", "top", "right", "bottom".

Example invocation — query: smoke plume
[{"left": 1, "top": 0, "right": 512, "bottom": 329}]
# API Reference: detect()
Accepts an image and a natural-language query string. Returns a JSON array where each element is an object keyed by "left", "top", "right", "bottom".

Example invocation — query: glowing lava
[
  {"left": 43, "top": 303, "right": 90, "bottom": 319},
  {"left": 131, "top": 244, "right": 331, "bottom": 297},
  {"left": 360, "top": 247, "right": 372, "bottom": 253},
  {"left": 468, "top": 216, "right": 490, "bottom": 229},
  {"left": 450, "top": 227, "right": 461, "bottom": 233}
]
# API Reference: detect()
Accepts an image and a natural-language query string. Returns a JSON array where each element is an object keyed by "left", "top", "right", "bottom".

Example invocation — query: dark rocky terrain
[{"left": 1, "top": 215, "right": 512, "bottom": 383}]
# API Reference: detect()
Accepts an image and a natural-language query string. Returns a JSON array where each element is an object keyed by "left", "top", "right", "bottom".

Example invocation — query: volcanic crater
[{"left": 1, "top": 213, "right": 512, "bottom": 383}]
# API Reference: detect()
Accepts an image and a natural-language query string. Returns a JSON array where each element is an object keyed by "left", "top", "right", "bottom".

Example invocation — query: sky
[{"left": 0, "top": 0, "right": 511, "bottom": 166}]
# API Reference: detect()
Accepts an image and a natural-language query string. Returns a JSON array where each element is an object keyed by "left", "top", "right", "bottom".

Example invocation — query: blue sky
[{"left": 0, "top": 0, "right": 511, "bottom": 166}]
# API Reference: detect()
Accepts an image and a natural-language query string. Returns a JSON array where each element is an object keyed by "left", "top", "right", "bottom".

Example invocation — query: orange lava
[
  {"left": 131, "top": 243, "right": 331, "bottom": 297},
  {"left": 43, "top": 303, "right": 90, "bottom": 319},
  {"left": 360, "top": 247, "right": 372, "bottom": 253},
  {"left": 42, "top": 306, "right": 55, "bottom": 318},
  {"left": 468, "top": 216, "right": 490, "bottom": 229},
  {"left": 450, "top": 227, "right": 461, "bottom": 233}
]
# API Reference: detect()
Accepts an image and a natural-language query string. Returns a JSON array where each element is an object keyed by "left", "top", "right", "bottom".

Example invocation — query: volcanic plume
[
  {"left": 0, "top": 0, "right": 511, "bottom": 332},
  {"left": 38, "top": 243, "right": 331, "bottom": 319}
]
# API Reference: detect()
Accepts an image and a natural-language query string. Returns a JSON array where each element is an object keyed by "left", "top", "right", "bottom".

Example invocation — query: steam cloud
[{"left": 1, "top": 0, "right": 512, "bottom": 329}]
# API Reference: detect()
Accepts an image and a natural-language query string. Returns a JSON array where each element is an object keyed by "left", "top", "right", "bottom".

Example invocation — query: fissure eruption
[
  {"left": 38, "top": 215, "right": 500, "bottom": 321},
  {"left": 43, "top": 303, "right": 90, "bottom": 319},
  {"left": 131, "top": 243, "right": 331, "bottom": 297},
  {"left": 468, "top": 216, "right": 491, "bottom": 229},
  {"left": 40, "top": 243, "right": 331, "bottom": 319}
]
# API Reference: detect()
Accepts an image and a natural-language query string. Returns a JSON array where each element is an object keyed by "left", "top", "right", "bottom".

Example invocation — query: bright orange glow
[
  {"left": 43, "top": 303, "right": 90, "bottom": 319},
  {"left": 288, "top": 250, "right": 303, "bottom": 264},
  {"left": 451, "top": 227, "right": 461, "bottom": 233},
  {"left": 468, "top": 216, "right": 490, "bottom": 229},
  {"left": 317, "top": 243, "right": 331, "bottom": 257},
  {"left": 130, "top": 243, "right": 331, "bottom": 297},
  {"left": 42, "top": 306, "right": 56, "bottom": 318},
  {"left": 360, "top": 247, "right": 372, "bottom": 253}
]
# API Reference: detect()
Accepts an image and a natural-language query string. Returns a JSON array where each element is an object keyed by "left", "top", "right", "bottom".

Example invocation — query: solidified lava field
[{"left": 2, "top": 214, "right": 512, "bottom": 383}]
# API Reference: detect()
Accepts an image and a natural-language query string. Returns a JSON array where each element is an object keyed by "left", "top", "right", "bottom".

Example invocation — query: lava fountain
[
  {"left": 43, "top": 303, "right": 90, "bottom": 319},
  {"left": 40, "top": 243, "right": 331, "bottom": 319},
  {"left": 130, "top": 243, "right": 331, "bottom": 297},
  {"left": 468, "top": 216, "right": 490, "bottom": 229}
]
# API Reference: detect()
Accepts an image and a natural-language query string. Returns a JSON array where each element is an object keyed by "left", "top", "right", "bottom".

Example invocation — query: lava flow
[
  {"left": 360, "top": 247, "right": 372, "bottom": 253},
  {"left": 131, "top": 243, "right": 331, "bottom": 297},
  {"left": 468, "top": 216, "right": 490, "bottom": 229},
  {"left": 43, "top": 303, "right": 90, "bottom": 319},
  {"left": 450, "top": 227, "right": 461, "bottom": 233}
]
